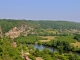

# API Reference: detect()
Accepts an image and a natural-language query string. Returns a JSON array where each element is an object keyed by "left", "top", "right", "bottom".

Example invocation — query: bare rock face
[
  {"left": 5, "top": 26, "right": 25, "bottom": 39},
  {"left": 0, "top": 26, "right": 2, "bottom": 36},
  {"left": 5, "top": 25, "right": 34, "bottom": 39},
  {"left": 22, "top": 26, "right": 34, "bottom": 36}
]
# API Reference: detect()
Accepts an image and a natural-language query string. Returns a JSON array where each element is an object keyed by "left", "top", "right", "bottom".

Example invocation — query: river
[
  {"left": 27, "top": 44, "right": 57, "bottom": 52},
  {"left": 27, "top": 44, "right": 80, "bottom": 55}
]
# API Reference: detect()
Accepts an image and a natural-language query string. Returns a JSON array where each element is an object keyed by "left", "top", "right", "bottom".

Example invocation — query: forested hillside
[
  {"left": 1, "top": 19, "right": 80, "bottom": 60},
  {"left": 32, "top": 20, "right": 80, "bottom": 29},
  {"left": 0, "top": 19, "right": 27, "bottom": 33},
  {"left": 0, "top": 19, "right": 80, "bottom": 34}
]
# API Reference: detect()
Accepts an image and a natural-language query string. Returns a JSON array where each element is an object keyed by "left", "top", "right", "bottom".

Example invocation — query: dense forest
[
  {"left": 0, "top": 37, "right": 24, "bottom": 60},
  {"left": 0, "top": 19, "right": 80, "bottom": 60},
  {"left": 0, "top": 19, "right": 80, "bottom": 33}
]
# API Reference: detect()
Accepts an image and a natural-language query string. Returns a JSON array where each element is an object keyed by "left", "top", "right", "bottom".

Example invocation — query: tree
[
  {"left": 28, "top": 54, "right": 36, "bottom": 60},
  {"left": 63, "top": 41, "right": 71, "bottom": 51},
  {"left": 69, "top": 54, "right": 78, "bottom": 60},
  {"left": 57, "top": 46, "right": 63, "bottom": 54},
  {"left": 42, "top": 48, "right": 50, "bottom": 54},
  {"left": 74, "top": 34, "right": 80, "bottom": 42},
  {"left": 42, "top": 54, "right": 53, "bottom": 60},
  {"left": 34, "top": 48, "right": 41, "bottom": 57}
]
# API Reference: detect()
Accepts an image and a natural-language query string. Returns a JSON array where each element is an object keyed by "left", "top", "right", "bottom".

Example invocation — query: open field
[
  {"left": 36, "top": 57, "right": 43, "bottom": 60},
  {"left": 55, "top": 36, "right": 80, "bottom": 47},
  {"left": 39, "top": 36, "right": 76, "bottom": 43},
  {"left": 71, "top": 42, "right": 80, "bottom": 48},
  {"left": 39, "top": 36, "right": 55, "bottom": 42},
  {"left": 55, "top": 36, "right": 76, "bottom": 43}
]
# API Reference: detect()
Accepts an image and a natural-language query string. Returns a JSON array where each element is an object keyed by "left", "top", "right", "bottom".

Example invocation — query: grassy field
[
  {"left": 54, "top": 36, "right": 76, "bottom": 43},
  {"left": 14, "top": 36, "right": 45, "bottom": 43},
  {"left": 39, "top": 36, "right": 55, "bottom": 42},
  {"left": 15, "top": 35, "right": 80, "bottom": 47},
  {"left": 71, "top": 42, "right": 80, "bottom": 48},
  {"left": 39, "top": 35, "right": 80, "bottom": 48},
  {"left": 54, "top": 35, "right": 80, "bottom": 47},
  {"left": 39, "top": 35, "right": 76, "bottom": 43}
]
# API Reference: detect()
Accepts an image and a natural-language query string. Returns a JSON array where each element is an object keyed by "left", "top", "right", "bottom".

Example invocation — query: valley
[{"left": 0, "top": 19, "right": 80, "bottom": 60}]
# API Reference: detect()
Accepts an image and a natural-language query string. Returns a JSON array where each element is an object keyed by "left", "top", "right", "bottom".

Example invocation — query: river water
[
  {"left": 27, "top": 44, "right": 57, "bottom": 52},
  {"left": 27, "top": 44, "right": 80, "bottom": 55}
]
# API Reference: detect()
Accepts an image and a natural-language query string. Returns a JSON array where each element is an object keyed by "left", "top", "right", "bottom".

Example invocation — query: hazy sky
[{"left": 0, "top": 0, "right": 80, "bottom": 22}]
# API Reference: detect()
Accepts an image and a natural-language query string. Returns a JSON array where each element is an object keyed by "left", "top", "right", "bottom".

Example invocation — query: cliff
[{"left": 5, "top": 26, "right": 25, "bottom": 39}]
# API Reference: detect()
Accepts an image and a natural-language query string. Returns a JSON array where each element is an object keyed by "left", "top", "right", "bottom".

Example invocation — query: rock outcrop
[
  {"left": 5, "top": 25, "right": 34, "bottom": 39},
  {"left": 5, "top": 26, "right": 25, "bottom": 39}
]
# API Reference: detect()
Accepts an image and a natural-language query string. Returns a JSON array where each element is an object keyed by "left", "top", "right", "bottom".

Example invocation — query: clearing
[
  {"left": 39, "top": 36, "right": 55, "bottom": 42},
  {"left": 55, "top": 36, "right": 76, "bottom": 43},
  {"left": 36, "top": 57, "right": 43, "bottom": 60},
  {"left": 71, "top": 42, "right": 80, "bottom": 48}
]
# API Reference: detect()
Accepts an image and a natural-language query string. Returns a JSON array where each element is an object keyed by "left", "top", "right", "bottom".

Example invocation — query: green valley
[{"left": 0, "top": 19, "right": 80, "bottom": 60}]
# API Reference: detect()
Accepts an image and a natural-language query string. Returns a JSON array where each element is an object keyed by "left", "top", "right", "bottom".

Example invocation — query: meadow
[{"left": 54, "top": 36, "right": 76, "bottom": 43}]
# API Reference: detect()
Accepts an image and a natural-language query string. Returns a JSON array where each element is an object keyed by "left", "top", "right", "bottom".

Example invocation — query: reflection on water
[
  {"left": 27, "top": 44, "right": 57, "bottom": 52},
  {"left": 27, "top": 44, "right": 80, "bottom": 56}
]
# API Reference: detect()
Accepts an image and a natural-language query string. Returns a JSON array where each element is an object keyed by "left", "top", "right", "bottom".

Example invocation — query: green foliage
[
  {"left": 22, "top": 43, "right": 28, "bottom": 51},
  {"left": 42, "top": 48, "right": 50, "bottom": 54},
  {"left": 68, "top": 54, "right": 80, "bottom": 60},
  {"left": 0, "top": 19, "right": 80, "bottom": 34},
  {"left": 74, "top": 34, "right": 80, "bottom": 42},
  {"left": 34, "top": 48, "right": 42, "bottom": 57},
  {"left": 0, "top": 19, "right": 27, "bottom": 33},
  {"left": 0, "top": 37, "right": 24, "bottom": 60},
  {"left": 57, "top": 46, "right": 63, "bottom": 54},
  {"left": 28, "top": 54, "right": 36, "bottom": 60},
  {"left": 14, "top": 36, "right": 45, "bottom": 44},
  {"left": 42, "top": 54, "right": 53, "bottom": 60},
  {"left": 33, "top": 21, "right": 77, "bottom": 29},
  {"left": 28, "top": 44, "right": 34, "bottom": 50},
  {"left": 55, "top": 36, "right": 76, "bottom": 43},
  {"left": 43, "top": 40, "right": 73, "bottom": 51},
  {"left": 0, "top": 19, "right": 80, "bottom": 60}
]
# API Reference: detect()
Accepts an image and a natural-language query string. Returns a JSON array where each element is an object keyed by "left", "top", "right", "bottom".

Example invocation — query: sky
[{"left": 0, "top": 0, "right": 80, "bottom": 22}]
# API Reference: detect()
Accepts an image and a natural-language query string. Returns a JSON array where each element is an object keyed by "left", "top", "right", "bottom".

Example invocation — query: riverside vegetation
[{"left": 0, "top": 19, "right": 80, "bottom": 60}]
